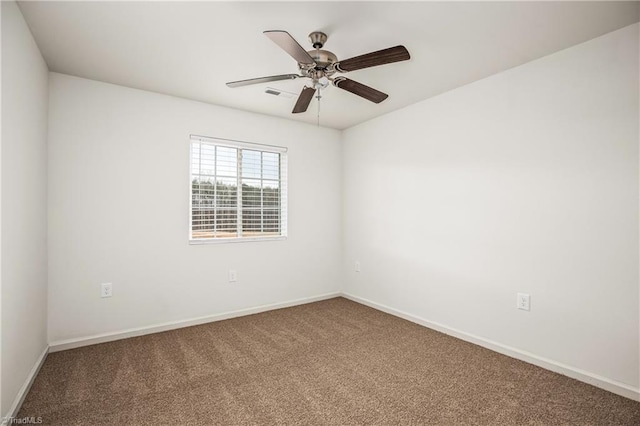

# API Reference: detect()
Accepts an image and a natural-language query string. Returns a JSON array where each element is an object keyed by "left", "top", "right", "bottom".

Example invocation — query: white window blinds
[{"left": 190, "top": 135, "right": 288, "bottom": 242}]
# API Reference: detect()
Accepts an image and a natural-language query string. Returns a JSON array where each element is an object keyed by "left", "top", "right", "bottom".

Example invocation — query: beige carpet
[{"left": 18, "top": 297, "right": 640, "bottom": 425}]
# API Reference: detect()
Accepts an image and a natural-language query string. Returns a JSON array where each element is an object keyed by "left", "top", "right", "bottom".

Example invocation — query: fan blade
[
  {"left": 226, "top": 74, "right": 301, "bottom": 88},
  {"left": 264, "top": 30, "right": 315, "bottom": 66},
  {"left": 333, "top": 77, "right": 388, "bottom": 103},
  {"left": 334, "top": 45, "right": 410, "bottom": 72},
  {"left": 292, "top": 86, "right": 316, "bottom": 114}
]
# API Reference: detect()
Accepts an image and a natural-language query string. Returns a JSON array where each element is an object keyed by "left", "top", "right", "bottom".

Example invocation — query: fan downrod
[{"left": 309, "top": 31, "right": 327, "bottom": 49}]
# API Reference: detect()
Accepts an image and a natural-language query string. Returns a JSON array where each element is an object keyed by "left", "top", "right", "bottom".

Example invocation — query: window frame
[{"left": 189, "top": 134, "right": 288, "bottom": 245}]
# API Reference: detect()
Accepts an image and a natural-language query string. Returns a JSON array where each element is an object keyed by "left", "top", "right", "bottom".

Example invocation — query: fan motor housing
[{"left": 304, "top": 49, "right": 337, "bottom": 70}]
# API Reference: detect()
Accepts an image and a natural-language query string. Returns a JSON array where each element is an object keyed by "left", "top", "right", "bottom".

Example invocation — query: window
[{"left": 190, "top": 135, "right": 287, "bottom": 243}]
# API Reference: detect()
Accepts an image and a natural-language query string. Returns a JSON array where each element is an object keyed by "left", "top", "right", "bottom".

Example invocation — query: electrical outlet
[
  {"left": 101, "top": 283, "right": 113, "bottom": 298},
  {"left": 355, "top": 261, "right": 361, "bottom": 272},
  {"left": 228, "top": 270, "right": 237, "bottom": 283},
  {"left": 517, "top": 293, "right": 530, "bottom": 311}
]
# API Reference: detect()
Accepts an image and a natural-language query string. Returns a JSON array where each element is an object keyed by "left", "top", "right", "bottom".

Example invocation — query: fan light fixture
[{"left": 313, "top": 76, "right": 330, "bottom": 90}]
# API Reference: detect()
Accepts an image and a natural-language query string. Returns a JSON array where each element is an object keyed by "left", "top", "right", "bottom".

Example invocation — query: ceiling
[{"left": 17, "top": 1, "right": 640, "bottom": 130}]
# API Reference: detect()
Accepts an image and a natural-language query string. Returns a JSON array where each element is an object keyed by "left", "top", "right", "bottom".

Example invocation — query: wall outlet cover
[
  {"left": 517, "top": 293, "right": 530, "bottom": 311},
  {"left": 101, "top": 283, "right": 113, "bottom": 298}
]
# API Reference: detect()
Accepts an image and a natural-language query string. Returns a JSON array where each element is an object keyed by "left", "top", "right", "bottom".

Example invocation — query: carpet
[{"left": 18, "top": 297, "right": 640, "bottom": 425}]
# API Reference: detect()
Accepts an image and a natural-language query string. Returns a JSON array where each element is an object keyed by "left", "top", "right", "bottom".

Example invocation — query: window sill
[{"left": 189, "top": 236, "right": 287, "bottom": 245}]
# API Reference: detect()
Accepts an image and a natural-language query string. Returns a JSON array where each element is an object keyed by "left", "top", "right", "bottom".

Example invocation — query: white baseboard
[
  {"left": 42, "top": 290, "right": 640, "bottom": 403},
  {"left": 49, "top": 292, "right": 341, "bottom": 352},
  {"left": 2, "top": 346, "right": 49, "bottom": 426},
  {"left": 342, "top": 292, "right": 640, "bottom": 402}
]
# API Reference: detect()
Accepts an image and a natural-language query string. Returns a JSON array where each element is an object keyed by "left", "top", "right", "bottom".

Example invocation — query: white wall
[
  {"left": 1, "top": 0, "right": 3, "bottom": 414},
  {"left": 47, "top": 73, "right": 342, "bottom": 343},
  {"left": 342, "top": 23, "right": 639, "bottom": 392},
  {"left": 1, "top": 0, "right": 49, "bottom": 417}
]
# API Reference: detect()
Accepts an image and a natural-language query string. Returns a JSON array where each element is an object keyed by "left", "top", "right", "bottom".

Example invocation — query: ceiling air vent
[{"left": 265, "top": 87, "right": 296, "bottom": 99}]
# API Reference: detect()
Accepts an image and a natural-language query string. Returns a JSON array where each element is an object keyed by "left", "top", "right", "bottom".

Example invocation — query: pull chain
[
  {"left": 316, "top": 46, "right": 321, "bottom": 128},
  {"left": 316, "top": 87, "right": 321, "bottom": 127}
]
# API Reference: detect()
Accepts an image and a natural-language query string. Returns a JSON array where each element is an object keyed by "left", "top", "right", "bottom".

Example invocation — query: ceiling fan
[{"left": 226, "top": 30, "right": 411, "bottom": 114}]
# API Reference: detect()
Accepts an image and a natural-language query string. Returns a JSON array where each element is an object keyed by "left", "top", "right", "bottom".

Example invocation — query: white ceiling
[{"left": 18, "top": 1, "right": 640, "bottom": 130}]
